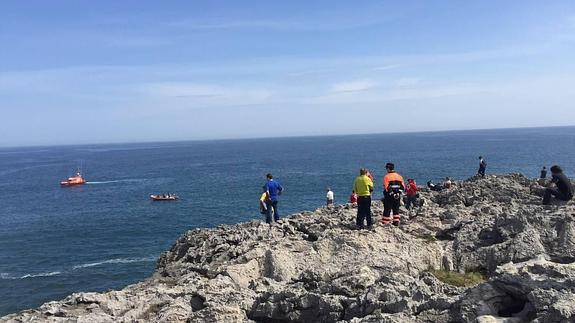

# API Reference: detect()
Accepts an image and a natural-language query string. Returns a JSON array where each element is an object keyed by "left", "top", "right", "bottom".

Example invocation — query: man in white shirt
[{"left": 326, "top": 188, "right": 334, "bottom": 208}]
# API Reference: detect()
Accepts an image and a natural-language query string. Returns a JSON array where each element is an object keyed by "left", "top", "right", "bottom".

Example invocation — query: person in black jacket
[
  {"left": 543, "top": 165, "right": 573, "bottom": 205},
  {"left": 477, "top": 156, "right": 487, "bottom": 177},
  {"left": 540, "top": 166, "right": 547, "bottom": 179}
]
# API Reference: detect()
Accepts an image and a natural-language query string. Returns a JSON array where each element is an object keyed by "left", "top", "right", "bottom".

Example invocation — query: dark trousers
[
  {"left": 383, "top": 193, "right": 401, "bottom": 225},
  {"left": 265, "top": 200, "right": 279, "bottom": 223},
  {"left": 478, "top": 167, "right": 486, "bottom": 177},
  {"left": 405, "top": 195, "right": 417, "bottom": 209},
  {"left": 356, "top": 196, "right": 372, "bottom": 227},
  {"left": 543, "top": 188, "right": 572, "bottom": 205}
]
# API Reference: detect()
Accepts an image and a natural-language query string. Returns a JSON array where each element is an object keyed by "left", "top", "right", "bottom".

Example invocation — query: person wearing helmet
[{"left": 382, "top": 163, "right": 405, "bottom": 226}]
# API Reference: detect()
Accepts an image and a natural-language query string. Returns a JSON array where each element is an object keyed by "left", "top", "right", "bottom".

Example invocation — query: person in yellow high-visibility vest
[{"left": 353, "top": 168, "right": 374, "bottom": 229}]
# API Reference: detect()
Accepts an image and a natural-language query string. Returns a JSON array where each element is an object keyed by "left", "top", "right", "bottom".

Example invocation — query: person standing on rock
[
  {"left": 353, "top": 168, "right": 374, "bottom": 229},
  {"left": 326, "top": 188, "right": 334, "bottom": 208},
  {"left": 263, "top": 173, "right": 284, "bottom": 223},
  {"left": 478, "top": 156, "right": 487, "bottom": 177},
  {"left": 542, "top": 165, "right": 573, "bottom": 205},
  {"left": 382, "top": 163, "right": 405, "bottom": 226},
  {"left": 405, "top": 179, "right": 418, "bottom": 209},
  {"left": 540, "top": 166, "right": 547, "bottom": 179},
  {"left": 349, "top": 190, "right": 358, "bottom": 205}
]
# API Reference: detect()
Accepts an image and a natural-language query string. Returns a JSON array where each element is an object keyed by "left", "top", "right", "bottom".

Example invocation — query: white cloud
[
  {"left": 135, "top": 82, "right": 273, "bottom": 106},
  {"left": 373, "top": 64, "right": 401, "bottom": 71},
  {"left": 394, "top": 77, "right": 422, "bottom": 88},
  {"left": 329, "top": 80, "right": 378, "bottom": 93}
]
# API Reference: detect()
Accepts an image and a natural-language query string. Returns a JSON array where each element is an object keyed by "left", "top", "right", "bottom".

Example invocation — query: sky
[{"left": 1, "top": 1, "right": 575, "bottom": 147}]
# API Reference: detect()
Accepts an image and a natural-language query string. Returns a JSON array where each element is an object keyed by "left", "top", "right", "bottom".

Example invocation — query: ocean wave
[
  {"left": 72, "top": 256, "right": 156, "bottom": 270},
  {"left": 0, "top": 271, "right": 62, "bottom": 280}
]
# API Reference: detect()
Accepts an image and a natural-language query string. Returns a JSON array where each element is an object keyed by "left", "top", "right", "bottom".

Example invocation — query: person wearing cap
[
  {"left": 478, "top": 156, "right": 487, "bottom": 177},
  {"left": 382, "top": 163, "right": 405, "bottom": 226},
  {"left": 353, "top": 168, "right": 374, "bottom": 229},
  {"left": 542, "top": 165, "right": 573, "bottom": 205}
]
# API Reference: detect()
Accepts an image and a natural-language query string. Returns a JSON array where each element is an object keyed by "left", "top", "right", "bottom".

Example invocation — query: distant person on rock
[
  {"left": 259, "top": 189, "right": 269, "bottom": 215},
  {"left": 349, "top": 191, "right": 358, "bottom": 205},
  {"left": 540, "top": 166, "right": 547, "bottom": 179},
  {"left": 382, "top": 163, "right": 405, "bottom": 226},
  {"left": 478, "top": 156, "right": 487, "bottom": 177},
  {"left": 443, "top": 177, "right": 453, "bottom": 189},
  {"left": 353, "top": 168, "right": 374, "bottom": 229},
  {"left": 263, "top": 173, "right": 284, "bottom": 223},
  {"left": 427, "top": 180, "right": 442, "bottom": 192},
  {"left": 542, "top": 165, "right": 573, "bottom": 205},
  {"left": 405, "top": 179, "right": 418, "bottom": 209},
  {"left": 326, "top": 188, "right": 334, "bottom": 208}
]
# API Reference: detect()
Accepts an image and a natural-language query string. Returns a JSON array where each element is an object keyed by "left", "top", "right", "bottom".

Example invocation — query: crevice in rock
[
  {"left": 436, "top": 227, "right": 459, "bottom": 241},
  {"left": 549, "top": 255, "right": 575, "bottom": 264},
  {"left": 497, "top": 294, "right": 535, "bottom": 321},
  {"left": 190, "top": 294, "right": 206, "bottom": 311},
  {"left": 477, "top": 228, "right": 505, "bottom": 247},
  {"left": 293, "top": 225, "right": 319, "bottom": 242}
]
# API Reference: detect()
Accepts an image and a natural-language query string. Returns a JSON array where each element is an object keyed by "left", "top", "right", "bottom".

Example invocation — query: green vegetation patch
[
  {"left": 429, "top": 269, "right": 485, "bottom": 287},
  {"left": 419, "top": 233, "right": 437, "bottom": 243}
]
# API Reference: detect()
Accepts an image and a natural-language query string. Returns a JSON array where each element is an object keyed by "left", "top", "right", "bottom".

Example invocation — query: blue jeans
[{"left": 265, "top": 200, "right": 279, "bottom": 223}]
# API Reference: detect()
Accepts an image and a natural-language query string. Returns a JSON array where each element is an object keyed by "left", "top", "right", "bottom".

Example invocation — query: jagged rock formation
[{"left": 3, "top": 174, "right": 575, "bottom": 322}]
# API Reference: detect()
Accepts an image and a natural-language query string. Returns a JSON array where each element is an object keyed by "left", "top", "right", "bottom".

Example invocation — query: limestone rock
[{"left": 3, "top": 174, "right": 575, "bottom": 323}]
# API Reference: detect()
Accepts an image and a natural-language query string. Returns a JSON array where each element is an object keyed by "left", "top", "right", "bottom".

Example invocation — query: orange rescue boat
[{"left": 60, "top": 169, "right": 87, "bottom": 187}]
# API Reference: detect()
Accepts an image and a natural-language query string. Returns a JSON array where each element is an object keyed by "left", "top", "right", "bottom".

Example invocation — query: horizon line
[{"left": 1, "top": 124, "right": 574, "bottom": 150}]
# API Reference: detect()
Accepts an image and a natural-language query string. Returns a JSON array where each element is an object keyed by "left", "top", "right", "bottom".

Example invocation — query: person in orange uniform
[{"left": 382, "top": 162, "right": 405, "bottom": 226}]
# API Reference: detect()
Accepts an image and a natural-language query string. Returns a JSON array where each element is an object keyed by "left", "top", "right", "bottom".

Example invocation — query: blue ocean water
[{"left": 1, "top": 127, "right": 574, "bottom": 315}]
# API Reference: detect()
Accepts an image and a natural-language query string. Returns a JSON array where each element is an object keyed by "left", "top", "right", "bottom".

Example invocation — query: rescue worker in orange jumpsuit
[{"left": 382, "top": 162, "right": 406, "bottom": 226}]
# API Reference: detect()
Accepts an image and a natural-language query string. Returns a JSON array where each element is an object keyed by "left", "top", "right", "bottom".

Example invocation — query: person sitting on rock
[
  {"left": 427, "top": 180, "right": 442, "bottom": 192},
  {"left": 353, "top": 168, "right": 374, "bottom": 229},
  {"left": 543, "top": 165, "right": 573, "bottom": 205},
  {"left": 405, "top": 179, "right": 418, "bottom": 209},
  {"left": 443, "top": 177, "right": 453, "bottom": 189},
  {"left": 382, "top": 163, "right": 405, "bottom": 226}
]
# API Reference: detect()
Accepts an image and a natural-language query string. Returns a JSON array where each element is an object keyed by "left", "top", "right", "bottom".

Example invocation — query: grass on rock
[{"left": 429, "top": 269, "right": 485, "bottom": 287}]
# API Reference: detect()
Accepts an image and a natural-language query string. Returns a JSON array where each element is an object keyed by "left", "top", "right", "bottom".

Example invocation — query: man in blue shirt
[{"left": 263, "top": 173, "right": 284, "bottom": 223}]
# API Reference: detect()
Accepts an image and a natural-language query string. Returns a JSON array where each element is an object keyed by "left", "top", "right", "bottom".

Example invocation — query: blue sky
[{"left": 1, "top": 1, "right": 575, "bottom": 146}]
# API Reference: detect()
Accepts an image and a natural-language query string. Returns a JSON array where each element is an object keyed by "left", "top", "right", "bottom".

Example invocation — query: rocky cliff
[{"left": 3, "top": 174, "right": 575, "bottom": 323}]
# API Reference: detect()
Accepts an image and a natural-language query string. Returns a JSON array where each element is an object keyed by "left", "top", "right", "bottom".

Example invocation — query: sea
[{"left": 1, "top": 127, "right": 575, "bottom": 315}]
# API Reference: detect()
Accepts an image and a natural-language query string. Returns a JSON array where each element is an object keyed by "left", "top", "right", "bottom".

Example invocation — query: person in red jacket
[
  {"left": 405, "top": 179, "right": 418, "bottom": 209},
  {"left": 349, "top": 190, "right": 358, "bottom": 205}
]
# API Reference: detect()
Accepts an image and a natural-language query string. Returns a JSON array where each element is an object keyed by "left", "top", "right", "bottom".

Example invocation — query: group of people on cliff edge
[
  {"left": 353, "top": 163, "right": 406, "bottom": 230},
  {"left": 259, "top": 158, "right": 572, "bottom": 226}
]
